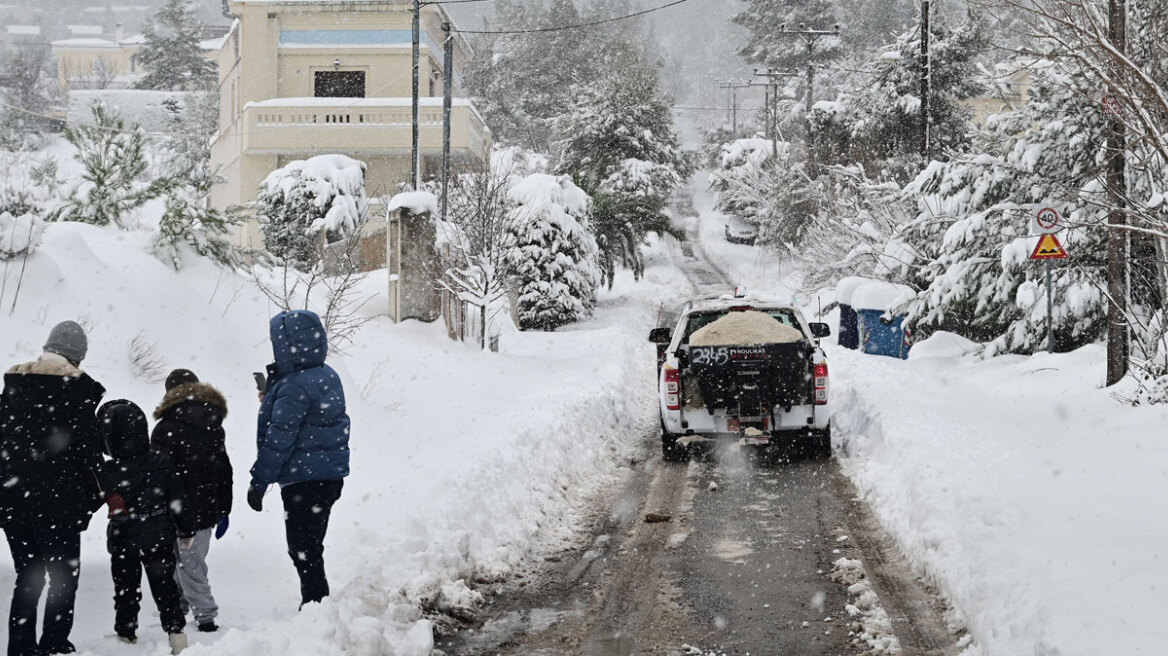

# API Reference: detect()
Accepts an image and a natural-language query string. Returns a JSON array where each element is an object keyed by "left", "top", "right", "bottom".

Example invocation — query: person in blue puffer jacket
[{"left": 246, "top": 310, "right": 350, "bottom": 608}]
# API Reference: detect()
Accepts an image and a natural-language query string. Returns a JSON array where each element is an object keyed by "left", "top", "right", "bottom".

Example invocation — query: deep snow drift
[
  {"left": 695, "top": 188, "right": 1168, "bottom": 655},
  {"left": 0, "top": 221, "right": 689, "bottom": 655}
]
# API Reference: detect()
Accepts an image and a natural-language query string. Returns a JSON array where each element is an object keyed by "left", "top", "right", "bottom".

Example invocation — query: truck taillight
[
  {"left": 665, "top": 367, "right": 681, "bottom": 410},
  {"left": 813, "top": 362, "right": 828, "bottom": 405}
]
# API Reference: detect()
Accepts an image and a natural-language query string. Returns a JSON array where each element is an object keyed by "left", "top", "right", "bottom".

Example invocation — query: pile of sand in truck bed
[{"left": 689, "top": 310, "right": 805, "bottom": 347}]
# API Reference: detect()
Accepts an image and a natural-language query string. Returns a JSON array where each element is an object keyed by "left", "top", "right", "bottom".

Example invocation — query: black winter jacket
[
  {"left": 95, "top": 400, "right": 196, "bottom": 538},
  {"left": 152, "top": 382, "right": 232, "bottom": 531},
  {"left": 0, "top": 355, "right": 105, "bottom": 532}
]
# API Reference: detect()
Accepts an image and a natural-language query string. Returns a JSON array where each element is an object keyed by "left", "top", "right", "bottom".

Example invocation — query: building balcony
[{"left": 240, "top": 97, "right": 489, "bottom": 161}]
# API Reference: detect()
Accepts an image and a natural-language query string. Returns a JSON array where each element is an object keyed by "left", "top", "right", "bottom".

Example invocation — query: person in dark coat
[
  {"left": 152, "top": 368, "right": 232, "bottom": 633},
  {"left": 247, "top": 310, "right": 350, "bottom": 607},
  {"left": 95, "top": 399, "right": 190, "bottom": 654},
  {"left": 0, "top": 320, "right": 105, "bottom": 656}
]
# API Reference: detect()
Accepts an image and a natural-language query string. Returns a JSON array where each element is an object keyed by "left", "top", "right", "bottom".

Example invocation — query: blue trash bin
[{"left": 856, "top": 309, "right": 911, "bottom": 359}]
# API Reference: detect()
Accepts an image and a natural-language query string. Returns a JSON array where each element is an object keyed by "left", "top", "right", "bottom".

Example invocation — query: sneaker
[
  {"left": 197, "top": 621, "right": 219, "bottom": 633},
  {"left": 168, "top": 632, "right": 188, "bottom": 655}
]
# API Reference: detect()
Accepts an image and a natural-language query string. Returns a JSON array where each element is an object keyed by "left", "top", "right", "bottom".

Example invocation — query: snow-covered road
[{"left": 693, "top": 186, "right": 1168, "bottom": 656}]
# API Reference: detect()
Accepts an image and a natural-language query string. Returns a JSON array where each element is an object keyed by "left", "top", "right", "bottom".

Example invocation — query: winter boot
[
  {"left": 197, "top": 621, "right": 219, "bottom": 633},
  {"left": 168, "top": 632, "right": 188, "bottom": 655},
  {"left": 116, "top": 633, "right": 137, "bottom": 644}
]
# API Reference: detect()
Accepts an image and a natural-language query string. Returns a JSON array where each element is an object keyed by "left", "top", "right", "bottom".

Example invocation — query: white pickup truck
[{"left": 649, "top": 295, "right": 832, "bottom": 461}]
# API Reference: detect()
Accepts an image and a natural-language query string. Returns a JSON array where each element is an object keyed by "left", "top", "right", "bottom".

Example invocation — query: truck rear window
[{"left": 681, "top": 309, "right": 801, "bottom": 344}]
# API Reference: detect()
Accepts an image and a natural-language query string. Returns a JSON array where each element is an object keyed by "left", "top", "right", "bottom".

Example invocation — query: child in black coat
[{"left": 95, "top": 400, "right": 191, "bottom": 655}]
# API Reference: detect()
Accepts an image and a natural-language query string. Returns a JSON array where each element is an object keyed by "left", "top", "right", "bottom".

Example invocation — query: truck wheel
[
  {"left": 809, "top": 427, "right": 832, "bottom": 460},
  {"left": 661, "top": 434, "right": 689, "bottom": 462}
]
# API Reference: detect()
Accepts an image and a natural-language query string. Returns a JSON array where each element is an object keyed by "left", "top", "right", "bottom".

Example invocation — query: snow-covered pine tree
[
  {"left": 255, "top": 154, "right": 367, "bottom": 271},
  {"left": 50, "top": 102, "right": 172, "bottom": 227},
  {"left": 134, "top": 0, "right": 216, "bottom": 90},
  {"left": 732, "top": 0, "right": 841, "bottom": 77},
  {"left": 554, "top": 41, "right": 692, "bottom": 285},
  {"left": 504, "top": 173, "right": 599, "bottom": 331},
  {"left": 843, "top": 13, "right": 988, "bottom": 167}
]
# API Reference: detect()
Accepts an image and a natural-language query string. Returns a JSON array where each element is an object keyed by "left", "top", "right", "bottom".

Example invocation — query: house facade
[{"left": 209, "top": 0, "right": 489, "bottom": 248}]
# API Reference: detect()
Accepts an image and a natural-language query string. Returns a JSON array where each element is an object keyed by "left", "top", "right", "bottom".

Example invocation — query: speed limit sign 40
[{"left": 1034, "top": 207, "right": 1061, "bottom": 234}]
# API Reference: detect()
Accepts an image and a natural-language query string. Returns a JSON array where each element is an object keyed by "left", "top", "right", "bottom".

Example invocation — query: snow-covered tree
[
  {"left": 50, "top": 102, "right": 171, "bottom": 227},
  {"left": 255, "top": 154, "right": 367, "bottom": 271},
  {"left": 841, "top": 14, "right": 988, "bottom": 167},
  {"left": 554, "top": 47, "right": 693, "bottom": 284},
  {"left": 889, "top": 60, "right": 1112, "bottom": 354},
  {"left": 504, "top": 173, "right": 600, "bottom": 331},
  {"left": 134, "top": 0, "right": 216, "bottom": 90},
  {"left": 732, "top": 0, "right": 842, "bottom": 76},
  {"left": 0, "top": 44, "right": 66, "bottom": 148}
]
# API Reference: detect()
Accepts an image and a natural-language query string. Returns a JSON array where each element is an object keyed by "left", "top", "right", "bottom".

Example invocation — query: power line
[{"left": 453, "top": 0, "right": 692, "bottom": 35}]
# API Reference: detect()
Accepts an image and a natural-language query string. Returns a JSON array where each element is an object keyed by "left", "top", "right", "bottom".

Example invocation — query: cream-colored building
[
  {"left": 963, "top": 67, "right": 1034, "bottom": 126},
  {"left": 51, "top": 26, "right": 143, "bottom": 90},
  {"left": 209, "top": 0, "right": 490, "bottom": 248}
]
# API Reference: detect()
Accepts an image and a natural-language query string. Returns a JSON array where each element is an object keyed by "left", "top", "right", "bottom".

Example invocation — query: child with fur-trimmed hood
[{"left": 152, "top": 369, "right": 233, "bottom": 633}]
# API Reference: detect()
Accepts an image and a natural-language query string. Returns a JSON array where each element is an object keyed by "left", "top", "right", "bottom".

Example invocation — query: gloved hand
[
  {"left": 105, "top": 493, "right": 127, "bottom": 518},
  {"left": 246, "top": 485, "right": 265, "bottom": 512},
  {"left": 214, "top": 516, "right": 230, "bottom": 539}
]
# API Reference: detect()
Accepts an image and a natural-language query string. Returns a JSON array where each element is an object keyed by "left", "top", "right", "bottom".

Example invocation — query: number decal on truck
[{"left": 690, "top": 346, "right": 731, "bottom": 366}]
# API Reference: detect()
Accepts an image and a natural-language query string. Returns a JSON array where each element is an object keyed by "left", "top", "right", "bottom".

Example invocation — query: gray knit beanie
[{"left": 43, "top": 320, "right": 88, "bottom": 363}]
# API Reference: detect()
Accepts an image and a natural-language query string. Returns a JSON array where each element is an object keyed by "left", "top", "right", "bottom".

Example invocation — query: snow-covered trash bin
[
  {"left": 834, "top": 276, "right": 872, "bottom": 350},
  {"left": 852, "top": 281, "right": 916, "bottom": 359}
]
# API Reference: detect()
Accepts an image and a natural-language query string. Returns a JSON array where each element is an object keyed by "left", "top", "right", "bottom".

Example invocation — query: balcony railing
[{"left": 240, "top": 98, "right": 489, "bottom": 159}]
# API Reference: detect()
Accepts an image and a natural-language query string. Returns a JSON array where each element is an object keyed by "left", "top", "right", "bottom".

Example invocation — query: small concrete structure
[{"left": 386, "top": 195, "right": 441, "bottom": 324}]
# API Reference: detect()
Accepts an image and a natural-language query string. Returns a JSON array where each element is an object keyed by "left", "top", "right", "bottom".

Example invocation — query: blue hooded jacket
[{"left": 251, "top": 310, "right": 350, "bottom": 488}]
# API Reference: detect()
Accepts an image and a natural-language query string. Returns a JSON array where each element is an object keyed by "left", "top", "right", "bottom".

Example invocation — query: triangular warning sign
[{"left": 1030, "top": 233, "right": 1069, "bottom": 260}]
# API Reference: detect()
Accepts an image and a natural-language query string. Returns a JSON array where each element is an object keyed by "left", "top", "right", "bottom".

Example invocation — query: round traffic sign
[{"left": 1036, "top": 207, "right": 1061, "bottom": 230}]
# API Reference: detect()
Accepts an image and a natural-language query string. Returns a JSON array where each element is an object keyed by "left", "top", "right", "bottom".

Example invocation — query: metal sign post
[{"left": 1029, "top": 208, "right": 1068, "bottom": 352}]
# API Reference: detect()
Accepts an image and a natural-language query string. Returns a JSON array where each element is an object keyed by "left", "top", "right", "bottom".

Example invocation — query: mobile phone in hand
[{"left": 253, "top": 372, "right": 266, "bottom": 393}]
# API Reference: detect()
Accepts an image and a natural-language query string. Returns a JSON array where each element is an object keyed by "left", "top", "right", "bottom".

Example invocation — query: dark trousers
[
  {"left": 4, "top": 529, "right": 81, "bottom": 656},
  {"left": 107, "top": 517, "right": 186, "bottom": 637},
  {"left": 281, "top": 479, "right": 343, "bottom": 606}
]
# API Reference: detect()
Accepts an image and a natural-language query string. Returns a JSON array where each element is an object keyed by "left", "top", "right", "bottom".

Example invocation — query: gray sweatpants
[{"left": 174, "top": 528, "right": 218, "bottom": 624}]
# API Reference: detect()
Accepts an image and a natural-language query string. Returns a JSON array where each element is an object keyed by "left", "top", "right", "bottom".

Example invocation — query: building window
[{"left": 314, "top": 70, "right": 365, "bottom": 98}]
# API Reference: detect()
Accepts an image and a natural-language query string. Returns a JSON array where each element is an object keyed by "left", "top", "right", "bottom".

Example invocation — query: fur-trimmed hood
[{"left": 154, "top": 382, "right": 228, "bottom": 421}]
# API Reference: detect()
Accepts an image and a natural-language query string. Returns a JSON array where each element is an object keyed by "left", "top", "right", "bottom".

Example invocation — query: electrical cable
[{"left": 453, "top": 0, "right": 693, "bottom": 35}]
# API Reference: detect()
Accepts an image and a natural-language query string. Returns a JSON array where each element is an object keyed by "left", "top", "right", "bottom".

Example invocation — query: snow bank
[
  {"left": 907, "top": 331, "right": 980, "bottom": 360},
  {"left": 689, "top": 310, "right": 804, "bottom": 346},
  {"left": 829, "top": 344, "right": 1168, "bottom": 656}
]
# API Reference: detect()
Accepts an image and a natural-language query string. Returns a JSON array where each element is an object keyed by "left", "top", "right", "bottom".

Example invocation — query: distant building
[
  {"left": 208, "top": 0, "right": 490, "bottom": 249},
  {"left": 2, "top": 24, "right": 41, "bottom": 48},
  {"left": 51, "top": 24, "right": 142, "bottom": 90},
  {"left": 963, "top": 66, "right": 1034, "bottom": 126}
]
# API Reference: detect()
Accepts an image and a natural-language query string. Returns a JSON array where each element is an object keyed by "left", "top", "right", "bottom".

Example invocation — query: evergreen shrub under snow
[
  {"left": 504, "top": 173, "right": 600, "bottom": 331},
  {"left": 0, "top": 212, "right": 44, "bottom": 259},
  {"left": 256, "top": 154, "right": 367, "bottom": 270}
]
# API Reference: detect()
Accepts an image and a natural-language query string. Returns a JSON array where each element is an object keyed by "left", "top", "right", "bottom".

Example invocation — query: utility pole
[
  {"left": 751, "top": 69, "right": 797, "bottom": 165},
  {"left": 441, "top": 21, "right": 453, "bottom": 222},
  {"left": 411, "top": 0, "right": 421, "bottom": 190},
  {"left": 920, "top": 0, "right": 931, "bottom": 158},
  {"left": 778, "top": 23, "right": 840, "bottom": 122},
  {"left": 1105, "top": 0, "right": 1128, "bottom": 385},
  {"left": 718, "top": 80, "right": 752, "bottom": 134}
]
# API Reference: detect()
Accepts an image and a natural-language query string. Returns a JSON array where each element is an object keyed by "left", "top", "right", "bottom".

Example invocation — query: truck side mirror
[
  {"left": 809, "top": 322, "right": 831, "bottom": 338},
  {"left": 648, "top": 328, "right": 672, "bottom": 344}
]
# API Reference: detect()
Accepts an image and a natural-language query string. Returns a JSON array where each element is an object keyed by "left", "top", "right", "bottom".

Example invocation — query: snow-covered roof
[
  {"left": 119, "top": 34, "right": 147, "bottom": 45},
  {"left": 67, "top": 24, "right": 104, "bottom": 36},
  {"left": 387, "top": 191, "right": 438, "bottom": 216},
  {"left": 200, "top": 36, "right": 226, "bottom": 51},
  {"left": 51, "top": 38, "right": 119, "bottom": 48},
  {"left": 5, "top": 25, "right": 40, "bottom": 35}
]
